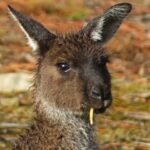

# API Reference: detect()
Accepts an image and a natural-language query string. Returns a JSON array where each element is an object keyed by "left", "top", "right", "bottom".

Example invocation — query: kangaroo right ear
[{"left": 8, "top": 5, "right": 56, "bottom": 55}]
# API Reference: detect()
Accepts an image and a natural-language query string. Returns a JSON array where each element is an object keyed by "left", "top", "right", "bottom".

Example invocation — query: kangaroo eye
[{"left": 57, "top": 63, "right": 71, "bottom": 73}]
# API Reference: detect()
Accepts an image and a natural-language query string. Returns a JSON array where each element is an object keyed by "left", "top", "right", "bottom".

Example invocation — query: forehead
[{"left": 46, "top": 34, "right": 107, "bottom": 64}]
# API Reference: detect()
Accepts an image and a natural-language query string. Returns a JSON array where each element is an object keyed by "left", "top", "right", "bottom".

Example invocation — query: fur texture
[{"left": 8, "top": 3, "right": 132, "bottom": 150}]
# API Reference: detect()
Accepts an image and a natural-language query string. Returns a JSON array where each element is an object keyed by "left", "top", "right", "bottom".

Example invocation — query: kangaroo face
[
  {"left": 37, "top": 35, "right": 112, "bottom": 113},
  {"left": 8, "top": 3, "right": 132, "bottom": 114}
]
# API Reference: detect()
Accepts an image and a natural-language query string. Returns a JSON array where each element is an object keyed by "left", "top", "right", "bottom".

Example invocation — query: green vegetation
[{"left": 66, "top": 11, "right": 87, "bottom": 20}]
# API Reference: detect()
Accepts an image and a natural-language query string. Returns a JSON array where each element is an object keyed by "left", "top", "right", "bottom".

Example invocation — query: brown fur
[
  {"left": 13, "top": 34, "right": 104, "bottom": 150},
  {"left": 8, "top": 3, "right": 132, "bottom": 150}
]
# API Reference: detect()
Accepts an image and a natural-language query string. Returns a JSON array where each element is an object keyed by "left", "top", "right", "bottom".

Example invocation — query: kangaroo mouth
[
  {"left": 88, "top": 99, "right": 111, "bottom": 126},
  {"left": 89, "top": 98, "right": 112, "bottom": 114}
]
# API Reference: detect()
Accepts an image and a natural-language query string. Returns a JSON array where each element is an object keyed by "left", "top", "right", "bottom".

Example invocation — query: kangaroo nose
[{"left": 91, "top": 87, "right": 101, "bottom": 100}]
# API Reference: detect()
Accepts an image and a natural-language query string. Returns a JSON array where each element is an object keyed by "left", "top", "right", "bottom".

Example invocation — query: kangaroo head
[{"left": 8, "top": 3, "right": 132, "bottom": 115}]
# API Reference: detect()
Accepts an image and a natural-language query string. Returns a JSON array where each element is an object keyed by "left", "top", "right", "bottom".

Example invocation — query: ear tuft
[{"left": 90, "top": 17, "right": 104, "bottom": 41}]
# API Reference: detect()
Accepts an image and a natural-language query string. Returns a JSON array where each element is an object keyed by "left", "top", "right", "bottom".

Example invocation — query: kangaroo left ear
[
  {"left": 8, "top": 5, "right": 56, "bottom": 55},
  {"left": 80, "top": 3, "right": 132, "bottom": 44}
]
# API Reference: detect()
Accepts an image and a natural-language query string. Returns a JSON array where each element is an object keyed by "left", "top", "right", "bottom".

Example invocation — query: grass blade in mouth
[{"left": 90, "top": 108, "right": 94, "bottom": 125}]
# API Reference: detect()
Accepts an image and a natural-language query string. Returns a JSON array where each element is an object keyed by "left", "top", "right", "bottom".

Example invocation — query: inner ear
[
  {"left": 80, "top": 3, "right": 132, "bottom": 44},
  {"left": 8, "top": 5, "right": 56, "bottom": 55}
]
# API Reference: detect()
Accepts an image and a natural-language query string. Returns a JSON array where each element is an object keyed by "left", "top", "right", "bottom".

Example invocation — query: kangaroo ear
[
  {"left": 8, "top": 5, "right": 56, "bottom": 55},
  {"left": 80, "top": 3, "right": 132, "bottom": 44}
]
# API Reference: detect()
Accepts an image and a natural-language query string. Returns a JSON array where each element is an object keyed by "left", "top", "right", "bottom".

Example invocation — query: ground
[{"left": 0, "top": 0, "right": 150, "bottom": 150}]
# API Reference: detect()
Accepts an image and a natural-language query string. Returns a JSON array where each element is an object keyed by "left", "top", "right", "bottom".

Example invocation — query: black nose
[{"left": 91, "top": 87, "right": 101, "bottom": 100}]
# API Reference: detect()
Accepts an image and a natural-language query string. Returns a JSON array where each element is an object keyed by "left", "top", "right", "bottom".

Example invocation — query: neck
[
  {"left": 13, "top": 100, "right": 99, "bottom": 150},
  {"left": 35, "top": 100, "right": 88, "bottom": 125},
  {"left": 34, "top": 101, "right": 99, "bottom": 149}
]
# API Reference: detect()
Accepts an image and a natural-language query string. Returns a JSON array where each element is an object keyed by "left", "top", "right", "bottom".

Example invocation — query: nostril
[
  {"left": 91, "top": 89, "right": 101, "bottom": 99},
  {"left": 92, "top": 91, "right": 100, "bottom": 97}
]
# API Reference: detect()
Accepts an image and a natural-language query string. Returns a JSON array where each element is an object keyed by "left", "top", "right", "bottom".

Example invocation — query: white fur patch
[
  {"left": 40, "top": 100, "right": 82, "bottom": 124},
  {"left": 8, "top": 9, "right": 39, "bottom": 51},
  {"left": 91, "top": 17, "right": 104, "bottom": 41},
  {"left": 39, "top": 100, "right": 90, "bottom": 150},
  {"left": 41, "top": 101, "right": 67, "bottom": 123},
  {"left": 27, "top": 37, "right": 38, "bottom": 51}
]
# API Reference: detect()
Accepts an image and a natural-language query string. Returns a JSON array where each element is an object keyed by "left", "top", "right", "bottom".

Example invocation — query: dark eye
[{"left": 57, "top": 63, "right": 71, "bottom": 73}]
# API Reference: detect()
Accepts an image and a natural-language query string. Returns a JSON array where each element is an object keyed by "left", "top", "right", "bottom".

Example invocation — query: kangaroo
[{"left": 8, "top": 3, "right": 132, "bottom": 150}]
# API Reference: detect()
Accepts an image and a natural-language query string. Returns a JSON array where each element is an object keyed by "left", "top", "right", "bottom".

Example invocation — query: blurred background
[{"left": 0, "top": 0, "right": 150, "bottom": 150}]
